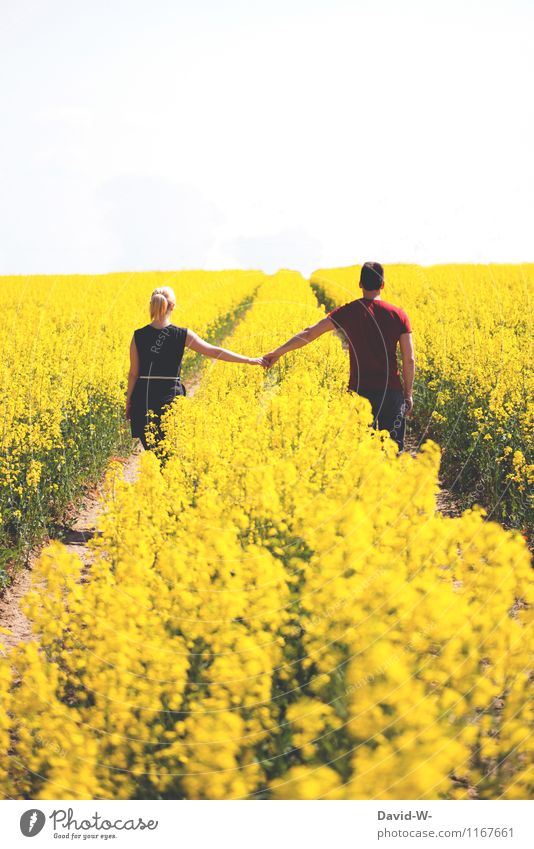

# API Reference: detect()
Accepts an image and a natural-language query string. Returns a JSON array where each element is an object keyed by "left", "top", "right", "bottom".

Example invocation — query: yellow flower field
[
  {"left": 310, "top": 264, "right": 534, "bottom": 534},
  {"left": 0, "top": 270, "right": 531, "bottom": 800},
  {"left": 0, "top": 270, "right": 260, "bottom": 580}
]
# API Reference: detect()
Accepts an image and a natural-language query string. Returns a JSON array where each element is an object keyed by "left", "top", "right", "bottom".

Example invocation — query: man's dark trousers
[{"left": 357, "top": 388, "right": 406, "bottom": 451}]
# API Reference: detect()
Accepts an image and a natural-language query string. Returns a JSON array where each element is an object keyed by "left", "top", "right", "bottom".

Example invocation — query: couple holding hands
[{"left": 126, "top": 262, "right": 415, "bottom": 451}]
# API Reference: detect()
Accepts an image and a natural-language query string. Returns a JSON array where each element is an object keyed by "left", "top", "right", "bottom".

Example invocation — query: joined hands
[
  {"left": 261, "top": 351, "right": 281, "bottom": 369},
  {"left": 246, "top": 351, "right": 281, "bottom": 368}
]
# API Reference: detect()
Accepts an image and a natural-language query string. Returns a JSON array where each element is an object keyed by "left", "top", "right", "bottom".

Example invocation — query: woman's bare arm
[
  {"left": 186, "top": 329, "right": 265, "bottom": 366},
  {"left": 125, "top": 336, "right": 139, "bottom": 419}
]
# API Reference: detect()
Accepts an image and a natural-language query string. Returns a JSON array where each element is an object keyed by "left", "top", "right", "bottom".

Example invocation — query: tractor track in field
[
  {"left": 405, "top": 435, "right": 462, "bottom": 519},
  {"left": 0, "top": 288, "right": 256, "bottom": 656},
  {"left": 0, "top": 373, "right": 204, "bottom": 656},
  {"left": 0, "top": 447, "right": 143, "bottom": 656}
]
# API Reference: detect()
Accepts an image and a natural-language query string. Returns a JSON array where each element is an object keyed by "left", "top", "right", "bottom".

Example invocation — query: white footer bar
[{"left": 2, "top": 799, "right": 532, "bottom": 848}]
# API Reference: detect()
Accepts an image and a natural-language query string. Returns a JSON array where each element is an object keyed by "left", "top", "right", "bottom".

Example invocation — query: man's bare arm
[
  {"left": 263, "top": 317, "right": 336, "bottom": 366},
  {"left": 399, "top": 332, "right": 415, "bottom": 416}
]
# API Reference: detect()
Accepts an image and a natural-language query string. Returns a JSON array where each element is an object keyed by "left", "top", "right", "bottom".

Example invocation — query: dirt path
[
  {"left": 405, "top": 434, "right": 461, "bottom": 518},
  {"left": 0, "top": 367, "right": 208, "bottom": 655},
  {"left": 0, "top": 448, "right": 142, "bottom": 654},
  {"left": 0, "top": 566, "right": 34, "bottom": 653},
  {"left": 0, "top": 285, "right": 259, "bottom": 658}
]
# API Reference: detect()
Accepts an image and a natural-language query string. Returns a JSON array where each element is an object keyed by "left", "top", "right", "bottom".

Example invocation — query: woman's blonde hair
[{"left": 149, "top": 286, "right": 176, "bottom": 322}]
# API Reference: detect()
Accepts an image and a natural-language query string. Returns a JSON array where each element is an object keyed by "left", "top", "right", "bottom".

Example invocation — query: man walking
[{"left": 263, "top": 262, "right": 415, "bottom": 451}]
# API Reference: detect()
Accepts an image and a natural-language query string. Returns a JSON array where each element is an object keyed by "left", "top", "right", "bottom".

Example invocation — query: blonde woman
[{"left": 126, "top": 286, "right": 265, "bottom": 449}]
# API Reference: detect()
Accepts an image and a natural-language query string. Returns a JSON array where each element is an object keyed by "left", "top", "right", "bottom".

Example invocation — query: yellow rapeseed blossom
[
  {"left": 0, "top": 270, "right": 262, "bottom": 564},
  {"left": 0, "top": 269, "right": 531, "bottom": 800},
  {"left": 311, "top": 263, "right": 534, "bottom": 533}
]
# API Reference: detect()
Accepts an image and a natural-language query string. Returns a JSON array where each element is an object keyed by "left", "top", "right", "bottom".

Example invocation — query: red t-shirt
[{"left": 329, "top": 298, "right": 412, "bottom": 392}]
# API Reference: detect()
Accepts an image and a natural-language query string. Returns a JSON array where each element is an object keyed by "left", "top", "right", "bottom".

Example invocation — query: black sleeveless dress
[{"left": 130, "top": 324, "right": 187, "bottom": 446}]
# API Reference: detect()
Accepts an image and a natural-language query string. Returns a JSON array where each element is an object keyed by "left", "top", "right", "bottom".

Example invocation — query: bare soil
[
  {"left": 0, "top": 368, "right": 207, "bottom": 655},
  {"left": 0, "top": 448, "right": 142, "bottom": 654}
]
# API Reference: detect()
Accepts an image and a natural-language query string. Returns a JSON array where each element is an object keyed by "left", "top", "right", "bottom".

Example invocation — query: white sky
[{"left": 1, "top": 0, "right": 532, "bottom": 275}]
